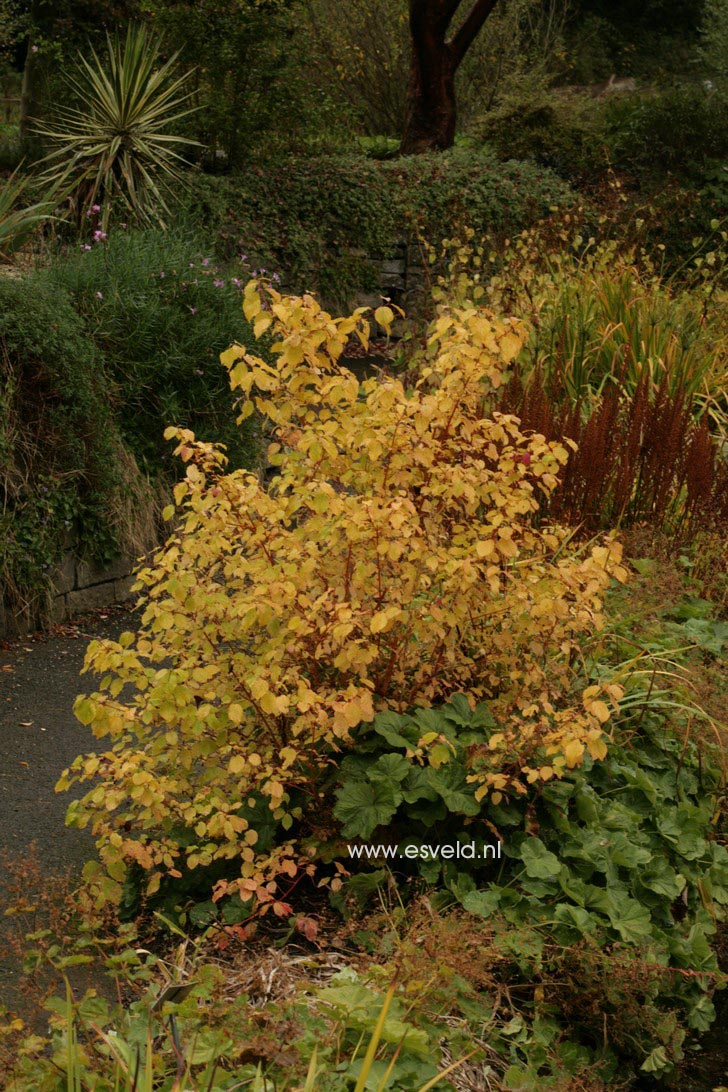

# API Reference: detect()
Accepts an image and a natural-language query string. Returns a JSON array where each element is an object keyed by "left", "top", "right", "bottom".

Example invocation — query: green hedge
[
  {"left": 0, "top": 229, "right": 262, "bottom": 615},
  {"left": 0, "top": 275, "right": 130, "bottom": 607},
  {"left": 183, "top": 150, "right": 573, "bottom": 302},
  {"left": 39, "top": 230, "right": 261, "bottom": 475}
]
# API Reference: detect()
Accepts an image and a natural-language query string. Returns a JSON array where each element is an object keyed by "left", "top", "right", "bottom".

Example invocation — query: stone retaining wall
[
  {"left": 0, "top": 543, "right": 136, "bottom": 641},
  {"left": 326, "top": 241, "right": 429, "bottom": 323}
]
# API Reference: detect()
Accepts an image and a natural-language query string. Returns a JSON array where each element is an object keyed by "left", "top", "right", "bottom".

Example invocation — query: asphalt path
[{"left": 0, "top": 604, "right": 134, "bottom": 1018}]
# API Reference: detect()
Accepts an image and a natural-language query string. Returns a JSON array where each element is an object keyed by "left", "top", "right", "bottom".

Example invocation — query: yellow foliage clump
[{"left": 59, "top": 281, "right": 627, "bottom": 907}]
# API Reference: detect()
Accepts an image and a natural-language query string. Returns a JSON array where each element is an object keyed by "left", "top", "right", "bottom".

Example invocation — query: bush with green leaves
[
  {"left": 604, "top": 84, "right": 728, "bottom": 183},
  {"left": 38, "top": 228, "right": 262, "bottom": 475},
  {"left": 137, "top": 0, "right": 303, "bottom": 167},
  {"left": 0, "top": 166, "right": 55, "bottom": 260},
  {"left": 475, "top": 86, "right": 611, "bottom": 182},
  {"left": 183, "top": 150, "right": 573, "bottom": 305},
  {"left": 0, "top": 274, "right": 150, "bottom": 614}
]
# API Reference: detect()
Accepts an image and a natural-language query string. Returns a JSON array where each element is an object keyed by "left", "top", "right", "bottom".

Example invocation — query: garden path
[{"left": 0, "top": 604, "right": 133, "bottom": 1018}]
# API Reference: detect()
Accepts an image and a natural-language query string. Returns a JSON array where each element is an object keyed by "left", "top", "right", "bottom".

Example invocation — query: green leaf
[
  {"left": 519, "top": 838, "right": 561, "bottom": 879},
  {"left": 605, "top": 891, "right": 653, "bottom": 942},
  {"left": 640, "top": 860, "right": 685, "bottom": 899},
  {"left": 640, "top": 1046, "right": 670, "bottom": 1074},
  {"left": 462, "top": 887, "right": 502, "bottom": 918},
  {"left": 334, "top": 780, "right": 402, "bottom": 839},
  {"left": 553, "top": 903, "right": 596, "bottom": 934},
  {"left": 372, "top": 711, "right": 418, "bottom": 750},
  {"left": 442, "top": 692, "right": 474, "bottom": 726},
  {"left": 368, "top": 753, "right": 411, "bottom": 785},
  {"left": 401, "top": 766, "right": 440, "bottom": 805}
]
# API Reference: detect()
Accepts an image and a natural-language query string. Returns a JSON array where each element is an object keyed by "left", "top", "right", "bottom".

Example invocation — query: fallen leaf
[{"left": 19, "top": 721, "right": 33, "bottom": 727}]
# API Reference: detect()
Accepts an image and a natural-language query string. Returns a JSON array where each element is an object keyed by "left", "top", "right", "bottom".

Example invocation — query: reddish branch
[{"left": 400, "top": 0, "right": 499, "bottom": 154}]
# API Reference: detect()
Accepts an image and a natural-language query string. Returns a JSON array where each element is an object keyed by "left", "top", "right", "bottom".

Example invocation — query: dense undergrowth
[
  {"left": 1, "top": 277, "right": 725, "bottom": 1089},
  {"left": 1, "top": 7, "right": 727, "bottom": 1087},
  {"left": 0, "top": 229, "right": 261, "bottom": 621},
  {"left": 181, "top": 150, "right": 573, "bottom": 307}
]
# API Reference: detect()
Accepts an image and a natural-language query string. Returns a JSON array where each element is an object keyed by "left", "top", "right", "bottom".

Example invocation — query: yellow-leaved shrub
[{"left": 59, "top": 281, "right": 627, "bottom": 908}]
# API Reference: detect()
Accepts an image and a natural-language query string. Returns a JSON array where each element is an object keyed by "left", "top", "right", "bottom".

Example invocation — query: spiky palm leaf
[
  {"left": 0, "top": 167, "right": 56, "bottom": 261},
  {"left": 34, "top": 24, "right": 199, "bottom": 229}
]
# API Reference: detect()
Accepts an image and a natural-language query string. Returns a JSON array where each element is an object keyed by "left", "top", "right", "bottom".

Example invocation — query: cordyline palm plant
[{"left": 34, "top": 24, "right": 199, "bottom": 230}]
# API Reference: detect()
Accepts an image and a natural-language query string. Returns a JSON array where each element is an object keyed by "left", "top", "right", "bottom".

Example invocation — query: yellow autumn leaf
[
  {"left": 589, "top": 700, "right": 611, "bottom": 724},
  {"left": 563, "top": 739, "right": 585, "bottom": 767}
]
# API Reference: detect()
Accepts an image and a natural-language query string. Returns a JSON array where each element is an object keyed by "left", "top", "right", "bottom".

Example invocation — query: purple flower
[
  {"left": 189, "top": 306, "right": 197, "bottom": 315},
  {"left": 91, "top": 204, "right": 101, "bottom": 213},
  {"left": 160, "top": 271, "right": 166, "bottom": 279},
  {"left": 80, "top": 243, "right": 92, "bottom": 251},
  {"left": 239, "top": 254, "right": 248, "bottom": 262},
  {"left": 213, "top": 278, "right": 225, "bottom": 288},
  {"left": 231, "top": 277, "right": 242, "bottom": 287},
  {"left": 272, "top": 272, "right": 281, "bottom": 283},
  {"left": 201, "top": 258, "right": 211, "bottom": 267},
  {"left": 93, "top": 229, "right": 107, "bottom": 242}
]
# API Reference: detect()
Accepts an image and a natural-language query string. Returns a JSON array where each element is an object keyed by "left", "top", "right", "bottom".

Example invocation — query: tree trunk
[
  {"left": 19, "top": 0, "right": 46, "bottom": 152},
  {"left": 400, "top": 39, "right": 457, "bottom": 154},
  {"left": 19, "top": 41, "right": 40, "bottom": 142},
  {"left": 399, "top": 0, "right": 499, "bottom": 155}
]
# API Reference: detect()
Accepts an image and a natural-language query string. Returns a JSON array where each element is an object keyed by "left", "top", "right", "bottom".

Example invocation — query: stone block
[
  {"left": 51, "top": 553, "right": 76, "bottom": 595},
  {"left": 49, "top": 594, "right": 69, "bottom": 623},
  {"left": 380, "top": 259, "right": 405, "bottom": 276},
  {"left": 66, "top": 583, "right": 116, "bottom": 614},
  {"left": 75, "top": 556, "right": 131, "bottom": 589},
  {"left": 114, "top": 576, "right": 137, "bottom": 602}
]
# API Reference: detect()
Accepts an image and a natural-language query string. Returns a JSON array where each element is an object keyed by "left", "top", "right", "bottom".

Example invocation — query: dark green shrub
[
  {"left": 39, "top": 229, "right": 261, "bottom": 474},
  {"left": 182, "top": 151, "right": 572, "bottom": 304},
  {"left": 0, "top": 275, "right": 147, "bottom": 610},
  {"left": 475, "top": 90, "right": 611, "bottom": 182},
  {"left": 604, "top": 85, "right": 728, "bottom": 181}
]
